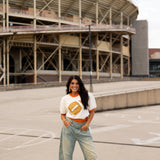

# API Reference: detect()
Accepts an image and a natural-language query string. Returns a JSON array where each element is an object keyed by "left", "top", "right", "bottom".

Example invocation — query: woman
[{"left": 59, "top": 75, "right": 97, "bottom": 160}]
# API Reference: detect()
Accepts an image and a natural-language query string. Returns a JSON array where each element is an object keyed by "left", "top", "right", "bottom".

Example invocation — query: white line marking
[
  {"left": 131, "top": 132, "right": 160, "bottom": 145},
  {"left": 7, "top": 132, "right": 55, "bottom": 150},
  {"left": 0, "top": 129, "right": 30, "bottom": 142},
  {"left": 0, "top": 128, "right": 56, "bottom": 150},
  {"left": 91, "top": 124, "right": 131, "bottom": 134},
  {"left": 128, "top": 120, "right": 160, "bottom": 124},
  {"left": 0, "top": 128, "right": 14, "bottom": 133}
]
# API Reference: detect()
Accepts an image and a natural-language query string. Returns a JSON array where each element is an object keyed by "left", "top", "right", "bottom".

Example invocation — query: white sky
[{"left": 135, "top": 0, "right": 160, "bottom": 48}]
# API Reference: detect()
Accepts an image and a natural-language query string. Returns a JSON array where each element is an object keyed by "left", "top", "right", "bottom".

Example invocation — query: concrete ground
[{"left": 0, "top": 81, "right": 160, "bottom": 160}]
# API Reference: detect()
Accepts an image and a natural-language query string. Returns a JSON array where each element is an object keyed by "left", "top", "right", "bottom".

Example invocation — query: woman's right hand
[{"left": 63, "top": 119, "right": 73, "bottom": 127}]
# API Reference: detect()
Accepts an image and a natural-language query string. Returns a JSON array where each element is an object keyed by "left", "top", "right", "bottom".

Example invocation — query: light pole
[{"left": 89, "top": 25, "right": 93, "bottom": 92}]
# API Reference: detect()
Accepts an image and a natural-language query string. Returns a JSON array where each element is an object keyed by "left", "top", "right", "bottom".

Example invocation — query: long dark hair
[{"left": 66, "top": 75, "right": 89, "bottom": 109}]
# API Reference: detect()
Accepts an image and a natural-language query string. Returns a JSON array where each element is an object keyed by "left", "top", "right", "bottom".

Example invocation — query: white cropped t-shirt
[{"left": 60, "top": 92, "right": 96, "bottom": 120}]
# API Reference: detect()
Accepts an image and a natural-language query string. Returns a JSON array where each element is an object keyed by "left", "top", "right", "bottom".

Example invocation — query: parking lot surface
[{"left": 0, "top": 81, "right": 160, "bottom": 160}]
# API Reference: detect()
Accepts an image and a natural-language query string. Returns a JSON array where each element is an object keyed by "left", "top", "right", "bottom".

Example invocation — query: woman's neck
[{"left": 70, "top": 92, "right": 79, "bottom": 96}]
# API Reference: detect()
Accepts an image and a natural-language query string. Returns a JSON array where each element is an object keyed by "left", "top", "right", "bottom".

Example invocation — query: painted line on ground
[
  {"left": 90, "top": 124, "right": 131, "bottom": 134},
  {"left": 0, "top": 128, "right": 56, "bottom": 150}
]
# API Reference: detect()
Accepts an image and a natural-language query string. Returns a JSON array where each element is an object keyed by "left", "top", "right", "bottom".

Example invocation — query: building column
[
  {"left": 79, "top": 0, "right": 82, "bottom": 26},
  {"left": 120, "top": 36, "right": 123, "bottom": 79},
  {"left": 6, "top": 39, "right": 9, "bottom": 85},
  {"left": 0, "top": 46, "right": 3, "bottom": 84},
  {"left": 120, "top": 12, "right": 123, "bottom": 28},
  {"left": 128, "top": 37, "right": 130, "bottom": 75},
  {"left": 79, "top": 33, "right": 82, "bottom": 79},
  {"left": 41, "top": 53, "right": 45, "bottom": 70},
  {"left": 96, "top": 34, "right": 99, "bottom": 80},
  {"left": 34, "top": 35, "right": 37, "bottom": 84},
  {"left": 110, "top": 52, "right": 112, "bottom": 79},
  {"left": 3, "top": 39, "right": 6, "bottom": 86},
  {"left": 6, "top": 0, "right": 9, "bottom": 30},
  {"left": 96, "top": 1, "right": 99, "bottom": 25},
  {"left": 96, "top": 50, "right": 99, "bottom": 80},
  {"left": 110, "top": 33, "right": 112, "bottom": 79},
  {"left": 33, "top": 0, "right": 36, "bottom": 29},
  {"left": 19, "top": 49, "right": 22, "bottom": 72},
  {"left": 109, "top": 8, "right": 112, "bottom": 26},
  {"left": 3, "top": 0, "right": 5, "bottom": 30},
  {"left": 128, "top": 56, "right": 130, "bottom": 75},
  {"left": 58, "top": 0, "right": 61, "bottom": 27},
  {"left": 127, "top": 16, "right": 130, "bottom": 26},
  {"left": 0, "top": 47, "right": 1, "bottom": 66},
  {"left": 59, "top": 44, "right": 62, "bottom": 82}
]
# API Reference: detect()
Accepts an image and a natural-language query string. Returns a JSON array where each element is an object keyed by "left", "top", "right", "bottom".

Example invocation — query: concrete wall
[
  {"left": 59, "top": 34, "right": 79, "bottom": 46},
  {"left": 97, "top": 40, "right": 111, "bottom": 51},
  {"left": 95, "top": 88, "right": 160, "bottom": 111},
  {"left": 131, "top": 20, "right": 149, "bottom": 76},
  {"left": 122, "top": 46, "right": 129, "bottom": 56}
]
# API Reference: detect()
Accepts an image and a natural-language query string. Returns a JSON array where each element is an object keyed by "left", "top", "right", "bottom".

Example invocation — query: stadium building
[{"left": 0, "top": 0, "right": 139, "bottom": 86}]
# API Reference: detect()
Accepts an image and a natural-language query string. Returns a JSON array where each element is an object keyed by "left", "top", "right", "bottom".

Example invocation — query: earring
[{"left": 69, "top": 88, "right": 72, "bottom": 92}]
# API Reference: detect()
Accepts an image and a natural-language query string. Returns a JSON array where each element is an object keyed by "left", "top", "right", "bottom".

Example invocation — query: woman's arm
[
  {"left": 61, "top": 114, "right": 72, "bottom": 127},
  {"left": 80, "top": 110, "right": 95, "bottom": 131}
]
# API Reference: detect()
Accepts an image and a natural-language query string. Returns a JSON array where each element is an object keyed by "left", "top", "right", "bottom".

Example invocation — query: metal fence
[{"left": 0, "top": 24, "right": 136, "bottom": 34}]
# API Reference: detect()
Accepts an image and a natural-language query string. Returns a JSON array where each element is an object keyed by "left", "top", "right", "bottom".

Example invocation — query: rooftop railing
[{"left": 0, "top": 24, "right": 136, "bottom": 34}]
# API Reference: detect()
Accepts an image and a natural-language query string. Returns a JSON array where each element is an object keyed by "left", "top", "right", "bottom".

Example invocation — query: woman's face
[{"left": 69, "top": 79, "right": 80, "bottom": 93}]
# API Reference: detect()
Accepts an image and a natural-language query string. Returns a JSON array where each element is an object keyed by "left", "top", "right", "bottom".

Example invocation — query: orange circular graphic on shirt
[{"left": 68, "top": 101, "right": 82, "bottom": 115}]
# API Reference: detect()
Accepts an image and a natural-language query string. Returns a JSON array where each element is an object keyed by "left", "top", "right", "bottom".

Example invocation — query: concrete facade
[{"left": 131, "top": 20, "right": 149, "bottom": 76}]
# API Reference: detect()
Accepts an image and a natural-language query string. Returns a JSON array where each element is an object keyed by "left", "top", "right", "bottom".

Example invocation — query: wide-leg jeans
[{"left": 59, "top": 118, "right": 97, "bottom": 160}]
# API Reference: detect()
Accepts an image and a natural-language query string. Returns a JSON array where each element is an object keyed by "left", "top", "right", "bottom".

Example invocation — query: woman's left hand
[{"left": 80, "top": 124, "right": 89, "bottom": 131}]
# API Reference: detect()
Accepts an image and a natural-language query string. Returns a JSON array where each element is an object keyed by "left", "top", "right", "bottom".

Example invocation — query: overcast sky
[{"left": 136, "top": 0, "right": 160, "bottom": 48}]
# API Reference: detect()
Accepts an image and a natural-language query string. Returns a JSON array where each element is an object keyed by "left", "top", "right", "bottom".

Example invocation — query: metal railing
[
  {"left": 0, "top": 24, "right": 136, "bottom": 34},
  {"left": 0, "top": 7, "right": 137, "bottom": 34}
]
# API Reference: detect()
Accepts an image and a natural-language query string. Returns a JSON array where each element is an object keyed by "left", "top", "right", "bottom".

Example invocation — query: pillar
[
  {"left": 33, "top": 0, "right": 36, "bottom": 29},
  {"left": 3, "top": 39, "right": 6, "bottom": 86},
  {"left": 96, "top": 34, "right": 99, "bottom": 79},
  {"left": 79, "top": 33, "right": 82, "bottom": 79},
  {"left": 58, "top": 0, "right": 61, "bottom": 27},
  {"left": 3, "top": 0, "right": 5, "bottom": 30},
  {"left": 59, "top": 45, "right": 62, "bottom": 82},
  {"left": 120, "top": 36, "right": 123, "bottom": 79},
  {"left": 96, "top": 1, "right": 99, "bottom": 25},
  {"left": 34, "top": 35, "right": 37, "bottom": 84},
  {"left": 109, "top": 8, "right": 112, "bottom": 26},
  {"left": 6, "top": 39, "right": 9, "bottom": 85},
  {"left": 110, "top": 33, "right": 112, "bottom": 79},
  {"left": 79, "top": 0, "right": 82, "bottom": 25}
]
